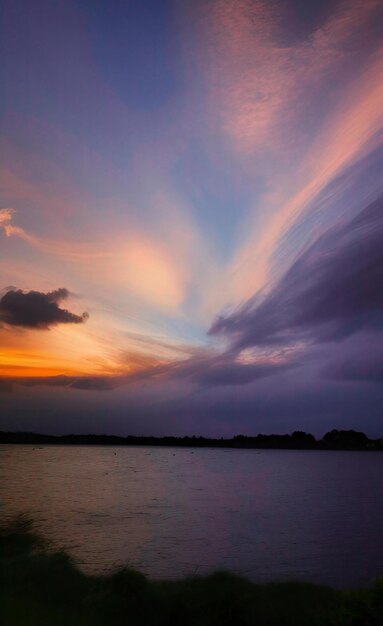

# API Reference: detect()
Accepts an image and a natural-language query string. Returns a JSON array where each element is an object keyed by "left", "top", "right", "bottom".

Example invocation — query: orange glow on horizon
[{"left": 0, "top": 346, "right": 101, "bottom": 378}]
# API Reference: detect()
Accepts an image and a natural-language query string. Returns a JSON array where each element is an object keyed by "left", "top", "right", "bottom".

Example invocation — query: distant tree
[
  {"left": 323, "top": 429, "right": 369, "bottom": 448},
  {"left": 292, "top": 431, "right": 316, "bottom": 442}
]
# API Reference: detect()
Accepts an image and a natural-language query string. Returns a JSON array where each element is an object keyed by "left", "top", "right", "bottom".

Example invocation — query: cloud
[
  {"left": 0, "top": 346, "right": 296, "bottom": 391},
  {"left": 178, "top": 357, "right": 294, "bottom": 387},
  {"left": 0, "top": 208, "right": 15, "bottom": 225},
  {"left": 0, "top": 204, "right": 195, "bottom": 316},
  {"left": 222, "top": 24, "right": 383, "bottom": 304},
  {"left": 210, "top": 195, "right": 383, "bottom": 352},
  {"left": 203, "top": 0, "right": 382, "bottom": 156},
  {"left": 0, "top": 288, "right": 89, "bottom": 329},
  {"left": 148, "top": 347, "right": 298, "bottom": 387},
  {"left": 38, "top": 375, "right": 112, "bottom": 390},
  {"left": 1, "top": 374, "right": 114, "bottom": 391},
  {"left": 324, "top": 333, "right": 383, "bottom": 384}
]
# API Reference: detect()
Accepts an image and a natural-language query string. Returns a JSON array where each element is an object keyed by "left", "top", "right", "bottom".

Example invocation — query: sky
[{"left": 1, "top": 0, "right": 383, "bottom": 437}]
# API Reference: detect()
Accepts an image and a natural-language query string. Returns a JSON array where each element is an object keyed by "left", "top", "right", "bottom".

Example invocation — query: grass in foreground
[{"left": 1, "top": 516, "right": 383, "bottom": 626}]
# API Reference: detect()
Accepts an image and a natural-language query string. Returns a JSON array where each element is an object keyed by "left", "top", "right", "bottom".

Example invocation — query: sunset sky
[{"left": 1, "top": 0, "right": 383, "bottom": 436}]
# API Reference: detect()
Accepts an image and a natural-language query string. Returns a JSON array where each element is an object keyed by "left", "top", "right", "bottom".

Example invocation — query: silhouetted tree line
[{"left": 0, "top": 428, "right": 382, "bottom": 450}]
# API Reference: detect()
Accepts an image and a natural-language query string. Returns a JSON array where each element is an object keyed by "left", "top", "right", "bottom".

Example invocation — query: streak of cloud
[
  {"left": 203, "top": 0, "right": 382, "bottom": 156},
  {"left": 228, "top": 48, "right": 383, "bottom": 301},
  {"left": 210, "top": 195, "right": 383, "bottom": 355}
]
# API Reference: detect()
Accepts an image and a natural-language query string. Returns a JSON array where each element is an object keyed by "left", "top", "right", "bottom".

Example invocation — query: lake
[{"left": 1, "top": 444, "right": 382, "bottom": 588}]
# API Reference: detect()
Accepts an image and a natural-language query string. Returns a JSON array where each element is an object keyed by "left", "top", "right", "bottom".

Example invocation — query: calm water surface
[{"left": 1, "top": 445, "right": 383, "bottom": 587}]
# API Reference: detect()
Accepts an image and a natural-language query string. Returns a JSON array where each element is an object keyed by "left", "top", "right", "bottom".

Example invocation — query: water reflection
[{"left": 1, "top": 445, "right": 383, "bottom": 587}]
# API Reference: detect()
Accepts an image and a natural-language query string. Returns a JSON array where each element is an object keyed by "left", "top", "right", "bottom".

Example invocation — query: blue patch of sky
[
  {"left": 128, "top": 303, "right": 209, "bottom": 347},
  {"left": 172, "top": 139, "right": 265, "bottom": 261},
  {"left": 79, "top": 0, "right": 182, "bottom": 113},
  {"left": 3, "top": 0, "right": 182, "bottom": 165}
]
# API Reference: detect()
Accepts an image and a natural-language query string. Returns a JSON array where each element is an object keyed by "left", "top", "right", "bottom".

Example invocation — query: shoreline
[
  {"left": 2, "top": 517, "right": 383, "bottom": 626},
  {"left": 1, "top": 429, "right": 382, "bottom": 451}
]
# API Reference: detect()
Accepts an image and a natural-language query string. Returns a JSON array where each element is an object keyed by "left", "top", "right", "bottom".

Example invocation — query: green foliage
[
  {"left": 1, "top": 518, "right": 383, "bottom": 626},
  {"left": 0, "top": 514, "right": 44, "bottom": 559}
]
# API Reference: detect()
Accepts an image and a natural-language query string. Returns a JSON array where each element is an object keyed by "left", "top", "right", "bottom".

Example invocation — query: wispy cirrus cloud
[
  {"left": 195, "top": 0, "right": 383, "bottom": 307},
  {"left": 0, "top": 207, "right": 189, "bottom": 314},
  {"left": 0, "top": 347, "right": 296, "bottom": 391},
  {"left": 227, "top": 48, "right": 383, "bottom": 302},
  {"left": 210, "top": 196, "right": 383, "bottom": 367},
  {"left": 203, "top": 0, "right": 382, "bottom": 156}
]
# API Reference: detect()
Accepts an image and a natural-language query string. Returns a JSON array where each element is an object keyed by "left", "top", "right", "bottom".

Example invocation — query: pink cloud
[
  {"left": 201, "top": 0, "right": 381, "bottom": 156},
  {"left": 229, "top": 48, "right": 383, "bottom": 302}
]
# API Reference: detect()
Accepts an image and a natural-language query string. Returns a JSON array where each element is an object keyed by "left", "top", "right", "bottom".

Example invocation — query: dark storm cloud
[
  {"left": 210, "top": 196, "right": 383, "bottom": 352},
  {"left": 0, "top": 288, "right": 89, "bottom": 329}
]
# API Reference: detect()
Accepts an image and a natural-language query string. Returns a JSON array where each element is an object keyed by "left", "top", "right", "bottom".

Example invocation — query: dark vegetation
[
  {"left": 0, "top": 428, "right": 382, "bottom": 450},
  {"left": 1, "top": 516, "right": 383, "bottom": 626}
]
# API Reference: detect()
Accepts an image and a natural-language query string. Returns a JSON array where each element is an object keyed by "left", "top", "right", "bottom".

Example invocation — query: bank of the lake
[
  {"left": 1, "top": 428, "right": 382, "bottom": 450},
  {"left": 2, "top": 517, "right": 383, "bottom": 626}
]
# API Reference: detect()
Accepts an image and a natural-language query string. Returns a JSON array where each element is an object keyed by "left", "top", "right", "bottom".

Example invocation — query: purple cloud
[{"left": 210, "top": 196, "right": 383, "bottom": 353}]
